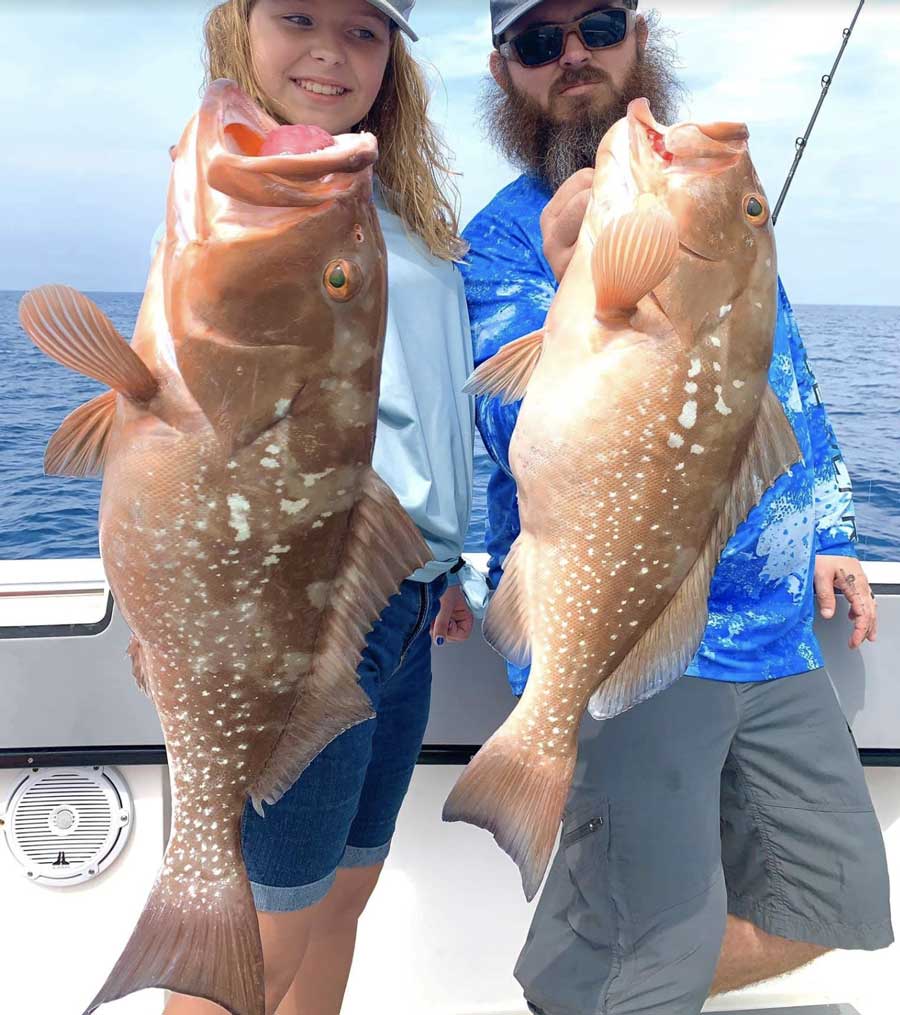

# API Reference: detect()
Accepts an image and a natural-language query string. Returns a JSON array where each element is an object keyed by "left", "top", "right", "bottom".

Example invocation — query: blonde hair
[{"left": 203, "top": 1, "right": 467, "bottom": 261}]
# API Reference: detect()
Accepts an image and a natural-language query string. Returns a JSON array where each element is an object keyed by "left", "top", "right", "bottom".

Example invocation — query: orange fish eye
[
  {"left": 743, "top": 193, "right": 769, "bottom": 226},
  {"left": 323, "top": 259, "right": 358, "bottom": 302}
]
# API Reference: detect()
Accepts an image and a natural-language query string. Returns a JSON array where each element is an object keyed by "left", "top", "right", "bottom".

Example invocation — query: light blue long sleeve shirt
[{"left": 371, "top": 189, "right": 474, "bottom": 583}]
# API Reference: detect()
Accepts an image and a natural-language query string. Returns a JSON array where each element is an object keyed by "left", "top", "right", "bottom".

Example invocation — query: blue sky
[{"left": 1, "top": 1, "right": 898, "bottom": 304}]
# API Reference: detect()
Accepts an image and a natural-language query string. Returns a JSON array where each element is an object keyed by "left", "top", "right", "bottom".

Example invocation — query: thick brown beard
[{"left": 483, "top": 26, "right": 686, "bottom": 192}]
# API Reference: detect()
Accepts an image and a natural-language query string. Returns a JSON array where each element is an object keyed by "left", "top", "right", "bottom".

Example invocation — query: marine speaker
[{"left": 1, "top": 766, "right": 133, "bottom": 887}]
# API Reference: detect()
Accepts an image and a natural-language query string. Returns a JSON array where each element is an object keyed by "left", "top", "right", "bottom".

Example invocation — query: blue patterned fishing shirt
[{"left": 461, "top": 174, "right": 858, "bottom": 695}]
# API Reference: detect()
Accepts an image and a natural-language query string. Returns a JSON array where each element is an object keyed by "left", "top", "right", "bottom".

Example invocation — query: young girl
[{"left": 166, "top": 2, "right": 475, "bottom": 1012}]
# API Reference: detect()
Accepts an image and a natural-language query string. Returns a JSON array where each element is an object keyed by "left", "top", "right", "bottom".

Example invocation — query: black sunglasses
[{"left": 499, "top": 3, "right": 638, "bottom": 68}]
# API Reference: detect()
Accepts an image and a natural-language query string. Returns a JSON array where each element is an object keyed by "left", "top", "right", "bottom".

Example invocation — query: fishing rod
[{"left": 772, "top": 0, "right": 865, "bottom": 225}]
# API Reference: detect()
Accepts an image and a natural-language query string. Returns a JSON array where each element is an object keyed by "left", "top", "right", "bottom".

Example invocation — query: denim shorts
[{"left": 240, "top": 574, "right": 446, "bottom": 912}]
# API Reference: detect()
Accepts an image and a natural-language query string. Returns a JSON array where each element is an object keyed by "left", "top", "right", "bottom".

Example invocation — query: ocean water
[{"left": 1, "top": 291, "right": 897, "bottom": 562}]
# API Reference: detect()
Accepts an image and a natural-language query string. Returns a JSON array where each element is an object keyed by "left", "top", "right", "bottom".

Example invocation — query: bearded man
[{"left": 460, "top": 3, "right": 892, "bottom": 1013}]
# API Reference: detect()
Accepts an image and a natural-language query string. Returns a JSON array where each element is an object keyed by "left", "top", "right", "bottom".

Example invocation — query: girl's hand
[{"left": 431, "top": 584, "right": 474, "bottom": 646}]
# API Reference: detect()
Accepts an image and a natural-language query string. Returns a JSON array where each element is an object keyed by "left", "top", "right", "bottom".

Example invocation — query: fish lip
[
  {"left": 627, "top": 97, "right": 672, "bottom": 163},
  {"left": 201, "top": 79, "right": 378, "bottom": 191}
]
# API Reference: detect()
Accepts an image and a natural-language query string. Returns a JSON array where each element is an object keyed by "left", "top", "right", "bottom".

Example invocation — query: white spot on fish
[
  {"left": 688, "top": 358, "right": 701, "bottom": 378},
  {"left": 271, "top": 545, "right": 290, "bottom": 554},
  {"left": 733, "top": 379, "right": 745, "bottom": 389},
  {"left": 668, "top": 433, "right": 684, "bottom": 449},
  {"left": 691, "top": 444, "right": 705, "bottom": 455},
  {"left": 719, "top": 304, "right": 732, "bottom": 318},
  {"left": 265, "top": 445, "right": 281, "bottom": 455},
  {"left": 280, "top": 498, "right": 309, "bottom": 515},
  {"left": 263, "top": 555, "right": 279, "bottom": 566},
  {"left": 275, "top": 399, "right": 291, "bottom": 417},
  {"left": 709, "top": 335, "right": 721, "bottom": 348},
  {"left": 226, "top": 494, "right": 251, "bottom": 542},
  {"left": 260, "top": 458, "right": 279, "bottom": 469},
  {"left": 684, "top": 382, "right": 698, "bottom": 395},
  {"left": 675, "top": 462, "right": 685, "bottom": 471},
  {"left": 678, "top": 401, "right": 697, "bottom": 429},
  {"left": 714, "top": 385, "right": 732, "bottom": 416},
  {"left": 303, "top": 469, "right": 335, "bottom": 487}
]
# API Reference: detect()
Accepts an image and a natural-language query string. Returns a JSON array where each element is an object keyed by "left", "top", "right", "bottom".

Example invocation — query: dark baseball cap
[{"left": 490, "top": 1, "right": 638, "bottom": 44}]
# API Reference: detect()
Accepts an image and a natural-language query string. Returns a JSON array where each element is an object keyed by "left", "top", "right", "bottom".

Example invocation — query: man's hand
[
  {"left": 430, "top": 584, "right": 474, "bottom": 646},
  {"left": 540, "top": 168, "right": 594, "bottom": 282},
  {"left": 814, "top": 555, "right": 878, "bottom": 650}
]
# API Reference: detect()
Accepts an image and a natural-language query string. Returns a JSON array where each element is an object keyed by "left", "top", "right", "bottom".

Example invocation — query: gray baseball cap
[
  {"left": 490, "top": 1, "right": 638, "bottom": 44},
  {"left": 368, "top": 1, "right": 419, "bottom": 41},
  {"left": 490, "top": 1, "right": 545, "bottom": 42}
]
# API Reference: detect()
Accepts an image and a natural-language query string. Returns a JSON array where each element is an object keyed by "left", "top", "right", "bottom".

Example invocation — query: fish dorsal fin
[
  {"left": 250, "top": 467, "right": 432, "bottom": 813},
  {"left": 19, "top": 286, "right": 158, "bottom": 401},
  {"left": 44, "top": 390, "right": 118, "bottom": 478},
  {"left": 593, "top": 196, "right": 678, "bottom": 319},
  {"left": 589, "top": 384, "right": 801, "bottom": 719},
  {"left": 482, "top": 536, "right": 533, "bottom": 669},
  {"left": 463, "top": 330, "right": 545, "bottom": 405}
]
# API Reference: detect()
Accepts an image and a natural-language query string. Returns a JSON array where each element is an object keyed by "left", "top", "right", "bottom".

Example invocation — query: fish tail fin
[
  {"left": 83, "top": 826, "right": 263, "bottom": 1015},
  {"left": 443, "top": 726, "right": 575, "bottom": 901}
]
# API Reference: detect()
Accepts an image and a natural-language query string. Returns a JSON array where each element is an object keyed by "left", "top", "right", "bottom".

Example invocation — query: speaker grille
[{"left": 2, "top": 767, "right": 133, "bottom": 886}]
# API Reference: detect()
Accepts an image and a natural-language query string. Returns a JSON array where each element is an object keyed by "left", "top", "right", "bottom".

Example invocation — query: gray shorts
[{"left": 517, "top": 669, "right": 893, "bottom": 1015}]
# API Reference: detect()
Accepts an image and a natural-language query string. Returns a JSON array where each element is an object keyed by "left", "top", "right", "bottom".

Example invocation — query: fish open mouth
[
  {"left": 197, "top": 79, "right": 378, "bottom": 205},
  {"left": 627, "top": 97, "right": 748, "bottom": 175}
]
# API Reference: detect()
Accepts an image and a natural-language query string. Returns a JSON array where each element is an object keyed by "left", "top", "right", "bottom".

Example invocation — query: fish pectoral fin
[
  {"left": 19, "top": 286, "right": 158, "bottom": 400},
  {"left": 589, "top": 382, "right": 801, "bottom": 719},
  {"left": 593, "top": 195, "right": 678, "bottom": 319},
  {"left": 482, "top": 536, "right": 532, "bottom": 668},
  {"left": 44, "top": 390, "right": 118, "bottom": 478},
  {"left": 250, "top": 468, "right": 432, "bottom": 813},
  {"left": 463, "top": 329, "right": 545, "bottom": 405}
]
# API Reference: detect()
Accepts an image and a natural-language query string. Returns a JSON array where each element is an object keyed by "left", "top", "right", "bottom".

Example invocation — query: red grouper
[
  {"left": 18, "top": 79, "right": 430, "bottom": 1015},
  {"left": 443, "top": 98, "right": 801, "bottom": 900}
]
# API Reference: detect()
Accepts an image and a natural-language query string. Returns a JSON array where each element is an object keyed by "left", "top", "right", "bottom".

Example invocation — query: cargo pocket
[{"left": 562, "top": 798, "right": 616, "bottom": 949}]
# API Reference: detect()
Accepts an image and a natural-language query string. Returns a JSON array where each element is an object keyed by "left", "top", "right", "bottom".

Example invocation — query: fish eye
[
  {"left": 743, "top": 194, "right": 769, "bottom": 225},
  {"left": 323, "top": 259, "right": 358, "bottom": 302}
]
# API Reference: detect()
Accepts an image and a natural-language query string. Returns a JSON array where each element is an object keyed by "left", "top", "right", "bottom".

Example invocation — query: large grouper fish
[
  {"left": 18, "top": 80, "right": 430, "bottom": 1015},
  {"left": 444, "top": 98, "right": 801, "bottom": 900}
]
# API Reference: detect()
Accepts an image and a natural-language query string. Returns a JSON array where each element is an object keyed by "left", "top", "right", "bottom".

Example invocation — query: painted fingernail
[{"left": 436, "top": 636, "right": 445, "bottom": 646}]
